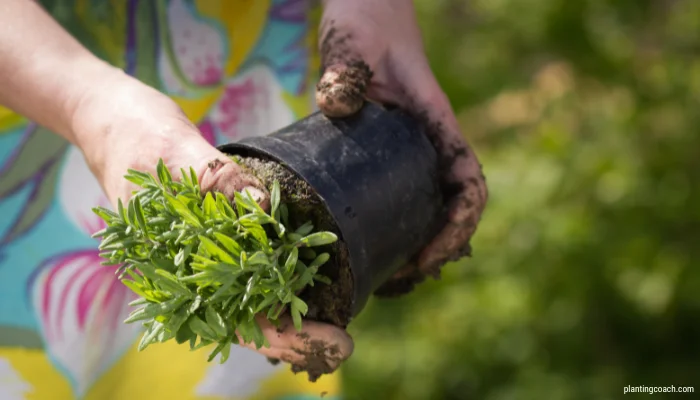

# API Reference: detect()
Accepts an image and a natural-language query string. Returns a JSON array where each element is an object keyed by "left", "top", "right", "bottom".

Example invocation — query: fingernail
[{"left": 242, "top": 186, "right": 266, "bottom": 204}]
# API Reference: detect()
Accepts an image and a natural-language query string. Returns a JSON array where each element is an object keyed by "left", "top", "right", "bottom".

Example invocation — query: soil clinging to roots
[{"left": 233, "top": 155, "right": 354, "bottom": 381}]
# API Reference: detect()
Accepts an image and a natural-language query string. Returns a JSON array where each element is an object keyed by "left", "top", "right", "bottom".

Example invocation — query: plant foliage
[{"left": 92, "top": 159, "right": 337, "bottom": 363}]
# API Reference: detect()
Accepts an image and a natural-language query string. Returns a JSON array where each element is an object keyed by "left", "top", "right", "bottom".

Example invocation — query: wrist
[
  {"left": 67, "top": 65, "right": 136, "bottom": 150},
  {"left": 68, "top": 73, "right": 205, "bottom": 198},
  {"left": 68, "top": 69, "right": 187, "bottom": 162}
]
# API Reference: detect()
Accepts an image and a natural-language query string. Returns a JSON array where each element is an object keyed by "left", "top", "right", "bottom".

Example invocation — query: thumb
[
  {"left": 315, "top": 61, "right": 373, "bottom": 118},
  {"left": 193, "top": 145, "right": 270, "bottom": 211}
]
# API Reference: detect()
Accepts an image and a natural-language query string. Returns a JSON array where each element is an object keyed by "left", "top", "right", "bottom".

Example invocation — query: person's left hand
[{"left": 316, "top": 0, "right": 489, "bottom": 295}]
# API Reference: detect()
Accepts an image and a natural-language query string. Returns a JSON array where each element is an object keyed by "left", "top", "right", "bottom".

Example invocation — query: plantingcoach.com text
[{"left": 624, "top": 385, "right": 694, "bottom": 395}]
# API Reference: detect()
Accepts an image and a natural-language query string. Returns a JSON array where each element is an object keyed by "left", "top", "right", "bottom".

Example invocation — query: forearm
[{"left": 0, "top": 0, "right": 125, "bottom": 144}]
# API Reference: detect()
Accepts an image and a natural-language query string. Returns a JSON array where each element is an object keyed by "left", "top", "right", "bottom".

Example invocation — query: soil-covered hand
[
  {"left": 71, "top": 72, "right": 353, "bottom": 375},
  {"left": 317, "top": 0, "right": 489, "bottom": 295}
]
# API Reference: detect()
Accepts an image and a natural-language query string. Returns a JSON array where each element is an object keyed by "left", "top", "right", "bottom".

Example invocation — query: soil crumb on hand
[
  {"left": 207, "top": 158, "right": 224, "bottom": 172},
  {"left": 290, "top": 332, "right": 344, "bottom": 383},
  {"left": 266, "top": 357, "right": 280, "bottom": 366}
]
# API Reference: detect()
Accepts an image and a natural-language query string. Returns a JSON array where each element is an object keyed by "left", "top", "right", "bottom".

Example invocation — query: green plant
[{"left": 91, "top": 159, "right": 337, "bottom": 363}]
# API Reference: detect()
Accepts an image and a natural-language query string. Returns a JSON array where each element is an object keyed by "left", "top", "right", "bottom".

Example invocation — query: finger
[
  {"left": 316, "top": 63, "right": 372, "bottom": 118},
  {"left": 316, "top": 19, "right": 379, "bottom": 118},
  {"left": 415, "top": 148, "right": 486, "bottom": 275},
  {"left": 417, "top": 219, "right": 474, "bottom": 278},
  {"left": 238, "top": 315, "right": 353, "bottom": 381},
  {"left": 197, "top": 154, "right": 271, "bottom": 211}
]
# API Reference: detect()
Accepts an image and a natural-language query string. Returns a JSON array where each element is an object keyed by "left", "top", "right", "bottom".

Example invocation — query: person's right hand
[
  {"left": 315, "top": 0, "right": 488, "bottom": 296},
  {"left": 69, "top": 70, "right": 354, "bottom": 378}
]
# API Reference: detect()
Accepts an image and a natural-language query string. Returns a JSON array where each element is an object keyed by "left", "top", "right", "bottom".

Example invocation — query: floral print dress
[{"left": 0, "top": 1, "right": 340, "bottom": 399}]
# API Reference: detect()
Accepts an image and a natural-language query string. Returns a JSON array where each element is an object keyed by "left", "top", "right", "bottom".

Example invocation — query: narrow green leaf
[
  {"left": 297, "top": 232, "right": 338, "bottom": 247},
  {"left": 202, "top": 192, "right": 217, "bottom": 220},
  {"left": 290, "top": 304, "right": 302, "bottom": 332},
  {"left": 164, "top": 193, "right": 202, "bottom": 228},
  {"left": 188, "top": 316, "right": 217, "bottom": 341},
  {"left": 121, "top": 279, "right": 149, "bottom": 299},
  {"left": 239, "top": 219, "right": 268, "bottom": 247},
  {"left": 287, "top": 233, "right": 303, "bottom": 242},
  {"left": 191, "top": 337, "right": 213, "bottom": 351},
  {"left": 117, "top": 199, "right": 126, "bottom": 222},
  {"left": 285, "top": 247, "right": 299, "bottom": 273},
  {"left": 124, "top": 297, "right": 185, "bottom": 323},
  {"left": 174, "top": 244, "right": 194, "bottom": 269},
  {"left": 125, "top": 172, "right": 146, "bottom": 187},
  {"left": 189, "top": 167, "right": 199, "bottom": 187},
  {"left": 234, "top": 190, "right": 264, "bottom": 214},
  {"left": 207, "top": 340, "right": 228, "bottom": 363},
  {"left": 215, "top": 192, "right": 236, "bottom": 219},
  {"left": 175, "top": 317, "right": 195, "bottom": 344},
  {"left": 178, "top": 271, "right": 213, "bottom": 284},
  {"left": 219, "top": 341, "right": 232, "bottom": 363},
  {"left": 295, "top": 221, "right": 314, "bottom": 236},
  {"left": 129, "top": 297, "right": 150, "bottom": 307},
  {"left": 209, "top": 280, "right": 238, "bottom": 301},
  {"left": 133, "top": 196, "right": 149, "bottom": 235},
  {"left": 239, "top": 213, "right": 275, "bottom": 225},
  {"left": 198, "top": 236, "right": 235, "bottom": 264},
  {"left": 188, "top": 295, "right": 203, "bottom": 314},
  {"left": 279, "top": 204, "right": 289, "bottom": 226},
  {"left": 270, "top": 180, "right": 281, "bottom": 218},
  {"left": 205, "top": 306, "right": 227, "bottom": 337},
  {"left": 92, "top": 207, "right": 119, "bottom": 224},
  {"left": 251, "top": 319, "right": 268, "bottom": 349},
  {"left": 98, "top": 232, "right": 121, "bottom": 250},
  {"left": 247, "top": 251, "right": 269, "bottom": 266},
  {"left": 314, "top": 274, "right": 332, "bottom": 285},
  {"left": 138, "top": 321, "right": 165, "bottom": 351},
  {"left": 156, "top": 158, "right": 172, "bottom": 185},
  {"left": 213, "top": 232, "right": 242, "bottom": 258},
  {"left": 254, "top": 293, "right": 279, "bottom": 314},
  {"left": 291, "top": 295, "right": 309, "bottom": 316},
  {"left": 309, "top": 253, "right": 331, "bottom": 269}
]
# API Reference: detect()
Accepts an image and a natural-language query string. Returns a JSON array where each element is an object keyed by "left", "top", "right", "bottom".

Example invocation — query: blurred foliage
[{"left": 341, "top": 0, "right": 700, "bottom": 399}]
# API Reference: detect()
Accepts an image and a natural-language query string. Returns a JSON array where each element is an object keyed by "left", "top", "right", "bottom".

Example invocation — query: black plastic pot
[{"left": 218, "top": 102, "right": 445, "bottom": 317}]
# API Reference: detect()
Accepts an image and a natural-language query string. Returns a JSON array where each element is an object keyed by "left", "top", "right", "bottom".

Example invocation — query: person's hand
[
  {"left": 316, "top": 0, "right": 489, "bottom": 295},
  {"left": 70, "top": 71, "right": 353, "bottom": 377}
]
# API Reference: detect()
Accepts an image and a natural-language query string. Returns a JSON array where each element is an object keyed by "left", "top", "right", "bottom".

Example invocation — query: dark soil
[{"left": 233, "top": 155, "right": 354, "bottom": 380}]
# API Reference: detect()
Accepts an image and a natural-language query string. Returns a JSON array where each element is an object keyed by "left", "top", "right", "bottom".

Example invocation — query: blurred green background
[{"left": 342, "top": 1, "right": 700, "bottom": 399}]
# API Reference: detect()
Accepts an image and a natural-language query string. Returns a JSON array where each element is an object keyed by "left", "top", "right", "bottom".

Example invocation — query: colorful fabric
[{"left": 0, "top": 1, "right": 341, "bottom": 399}]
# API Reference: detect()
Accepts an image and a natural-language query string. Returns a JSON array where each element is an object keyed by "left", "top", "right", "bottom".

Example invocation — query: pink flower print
[
  {"left": 159, "top": 0, "right": 225, "bottom": 94},
  {"left": 210, "top": 65, "right": 296, "bottom": 140},
  {"left": 30, "top": 251, "right": 140, "bottom": 397},
  {"left": 216, "top": 78, "right": 257, "bottom": 138}
]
